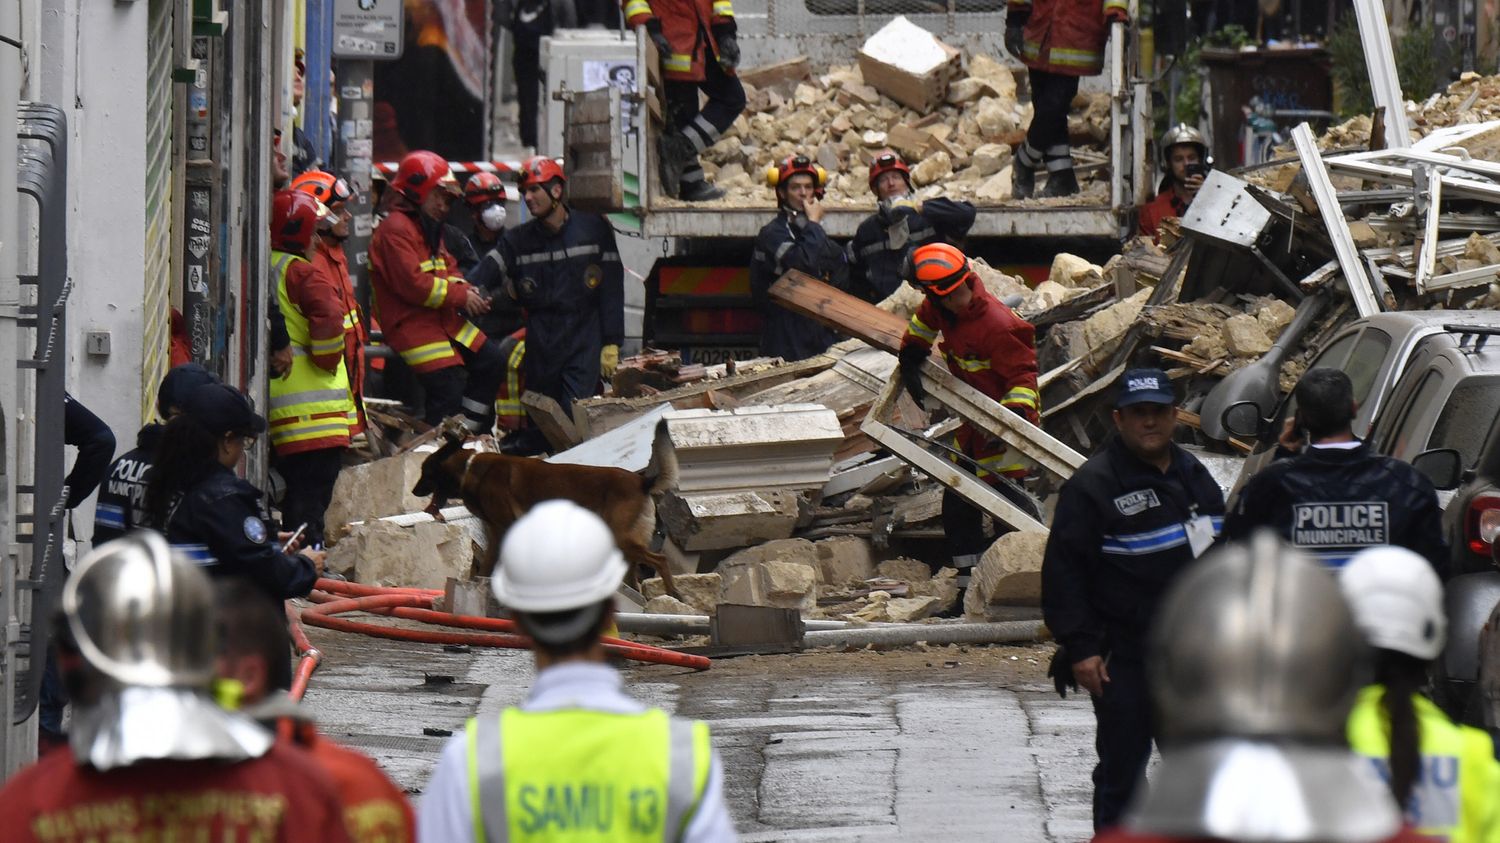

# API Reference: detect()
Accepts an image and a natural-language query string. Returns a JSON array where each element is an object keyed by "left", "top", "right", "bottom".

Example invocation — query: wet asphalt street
[{"left": 301, "top": 618, "right": 1098, "bottom": 842}]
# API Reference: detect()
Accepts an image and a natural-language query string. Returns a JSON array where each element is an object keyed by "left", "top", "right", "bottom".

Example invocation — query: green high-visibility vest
[
  {"left": 1347, "top": 684, "right": 1500, "bottom": 843},
  {"left": 466, "top": 707, "right": 711, "bottom": 842},
  {"left": 268, "top": 250, "right": 354, "bottom": 449}
]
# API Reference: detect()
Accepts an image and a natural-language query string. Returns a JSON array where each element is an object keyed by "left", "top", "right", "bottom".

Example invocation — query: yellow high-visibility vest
[{"left": 269, "top": 251, "right": 355, "bottom": 449}]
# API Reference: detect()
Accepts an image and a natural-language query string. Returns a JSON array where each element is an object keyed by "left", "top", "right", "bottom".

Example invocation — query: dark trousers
[
  {"left": 1024, "top": 69, "right": 1081, "bottom": 160},
  {"left": 513, "top": 35, "right": 542, "bottom": 149},
  {"left": 1091, "top": 654, "right": 1155, "bottom": 830},
  {"left": 418, "top": 338, "right": 509, "bottom": 428},
  {"left": 277, "top": 447, "right": 344, "bottom": 548},
  {"left": 939, "top": 482, "right": 1042, "bottom": 571},
  {"left": 39, "top": 650, "right": 65, "bottom": 738},
  {"left": 663, "top": 57, "right": 747, "bottom": 187}
]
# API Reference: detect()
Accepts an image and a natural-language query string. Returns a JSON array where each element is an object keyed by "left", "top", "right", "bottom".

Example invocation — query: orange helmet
[
  {"left": 904, "top": 242, "right": 972, "bottom": 297},
  {"left": 766, "top": 154, "right": 827, "bottom": 199},
  {"left": 391, "top": 150, "right": 458, "bottom": 203},
  {"left": 270, "top": 189, "right": 328, "bottom": 252},
  {"left": 464, "top": 171, "right": 506, "bottom": 206},
  {"left": 868, "top": 149, "right": 911, "bottom": 193},
  {"left": 290, "top": 170, "right": 355, "bottom": 207},
  {"left": 519, "top": 157, "right": 566, "bottom": 191}
]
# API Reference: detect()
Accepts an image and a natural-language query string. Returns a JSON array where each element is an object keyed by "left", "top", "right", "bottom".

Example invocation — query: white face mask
[{"left": 480, "top": 204, "right": 507, "bottom": 232}]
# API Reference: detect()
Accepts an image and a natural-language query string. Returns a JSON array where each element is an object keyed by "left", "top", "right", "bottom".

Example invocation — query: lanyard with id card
[{"left": 1185, "top": 512, "right": 1216, "bottom": 558}]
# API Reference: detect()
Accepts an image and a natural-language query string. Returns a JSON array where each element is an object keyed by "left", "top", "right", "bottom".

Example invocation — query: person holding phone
[{"left": 1138, "top": 124, "right": 1209, "bottom": 242}]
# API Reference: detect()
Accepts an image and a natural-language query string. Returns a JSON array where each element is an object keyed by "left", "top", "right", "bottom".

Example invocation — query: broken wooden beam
[
  {"left": 522, "top": 391, "right": 582, "bottom": 451},
  {"left": 769, "top": 270, "right": 909, "bottom": 353}
]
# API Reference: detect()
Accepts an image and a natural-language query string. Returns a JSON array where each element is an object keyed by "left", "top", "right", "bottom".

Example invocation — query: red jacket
[
  {"left": 0, "top": 743, "right": 353, "bottom": 842},
  {"left": 313, "top": 239, "right": 368, "bottom": 436},
  {"left": 1010, "top": 0, "right": 1127, "bottom": 77},
  {"left": 290, "top": 721, "right": 415, "bottom": 843},
  {"left": 1138, "top": 188, "right": 1188, "bottom": 242},
  {"left": 902, "top": 282, "right": 1040, "bottom": 478},
  {"left": 623, "top": 0, "right": 735, "bottom": 82},
  {"left": 369, "top": 207, "right": 486, "bottom": 374}
]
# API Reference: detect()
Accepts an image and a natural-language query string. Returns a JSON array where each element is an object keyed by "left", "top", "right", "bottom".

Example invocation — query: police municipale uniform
[
  {"left": 92, "top": 423, "right": 163, "bottom": 544},
  {"left": 419, "top": 662, "right": 737, "bottom": 842}
]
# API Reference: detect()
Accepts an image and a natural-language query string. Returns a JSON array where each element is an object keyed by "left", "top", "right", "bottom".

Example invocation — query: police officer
[
  {"left": 1340, "top": 546, "right": 1500, "bottom": 843},
  {"left": 848, "top": 150, "right": 976, "bottom": 303},
  {"left": 494, "top": 157, "right": 624, "bottom": 437},
  {"left": 0, "top": 534, "right": 352, "bottom": 842},
  {"left": 751, "top": 154, "right": 847, "bottom": 361},
  {"left": 418, "top": 500, "right": 737, "bottom": 841},
  {"left": 142, "top": 383, "right": 324, "bottom": 602},
  {"left": 1095, "top": 534, "right": 1430, "bottom": 843},
  {"left": 1221, "top": 367, "right": 1448, "bottom": 573},
  {"left": 1041, "top": 368, "right": 1225, "bottom": 830}
]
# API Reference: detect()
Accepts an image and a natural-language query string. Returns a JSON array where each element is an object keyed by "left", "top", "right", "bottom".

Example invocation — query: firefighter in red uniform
[
  {"left": 291, "top": 170, "right": 368, "bottom": 438},
  {"left": 625, "top": 0, "right": 747, "bottom": 201},
  {"left": 898, "top": 243, "right": 1042, "bottom": 575},
  {"left": 1138, "top": 124, "right": 1208, "bottom": 242},
  {"left": 0, "top": 533, "right": 351, "bottom": 842},
  {"left": 1008, "top": 0, "right": 1128, "bottom": 198},
  {"left": 370, "top": 150, "right": 507, "bottom": 429}
]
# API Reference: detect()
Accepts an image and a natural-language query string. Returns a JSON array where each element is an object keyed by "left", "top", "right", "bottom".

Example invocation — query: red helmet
[
  {"left": 392, "top": 150, "right": 458, "bottom": 203},
  {"left": 868, "top": 149, "right": 912, "bottom": 194},
  {"left": 904, "top": 242, "right": 972, "bottom": 297},
  {"left": 270, "top": 189, "right": 328, "bottom": 252},
  {"left": 290, "top": 170, "right": 355, "bottom": 208},
  {"left": 767, "top": 154, "right": 827, "bottom": 199},
  {"left": 464, "top": 171, "right": 506, "bottom": 206},
  {"left": 519, "top": 157, "right": 566, "bottom": 191}
]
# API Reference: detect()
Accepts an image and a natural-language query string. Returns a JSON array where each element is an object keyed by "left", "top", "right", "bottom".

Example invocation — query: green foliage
[
  {"left": 1327, "top": 16, "right": 1441, "bottom": 118},
  {"left": 1163, "top": 26, "right": 1256, "bottom": 139}
]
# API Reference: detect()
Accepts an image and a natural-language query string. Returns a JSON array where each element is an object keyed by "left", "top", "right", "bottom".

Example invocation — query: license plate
[{"left": 683, "top": 346, "right": 759, "bottom": 365}]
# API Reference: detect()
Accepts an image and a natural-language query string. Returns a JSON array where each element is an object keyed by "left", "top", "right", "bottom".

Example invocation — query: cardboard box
[{"left": 856, "top": 40, "right": 962, "bottom": 114}]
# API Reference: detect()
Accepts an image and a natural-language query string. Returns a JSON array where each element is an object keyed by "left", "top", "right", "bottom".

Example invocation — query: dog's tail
[{"left": 642, "top": 420, "right": 679, "bottom": 496}]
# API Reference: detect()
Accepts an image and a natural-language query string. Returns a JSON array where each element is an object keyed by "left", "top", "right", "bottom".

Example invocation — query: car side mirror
[
  {"left": 1411, "top": 448, "right": 1463, "bottom": 491},
  {"left": 1221, "top": 401, "right": 1266, "bottom": 440}
]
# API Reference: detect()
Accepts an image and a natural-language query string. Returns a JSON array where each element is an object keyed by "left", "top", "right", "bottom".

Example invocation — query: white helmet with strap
[
  {"left": 1340, "top": 545, "right": 1446, "bottom": 660},
  {"left": 492, "top": 500, "right": 627, "bottom": 643}
]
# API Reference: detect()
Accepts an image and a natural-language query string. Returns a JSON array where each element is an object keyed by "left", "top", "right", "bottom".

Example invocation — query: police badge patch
[
  {"left": 243, "top": 516, "right": 267, "bottom": 544},
  {"left": 1113, "top": 489, "right": 1161, "bottom": 516},
  {"left": 584, "top": 264, "right": 603, "bottom": 289}
]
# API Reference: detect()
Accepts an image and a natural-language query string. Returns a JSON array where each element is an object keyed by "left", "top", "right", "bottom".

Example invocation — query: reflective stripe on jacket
[
  {"left": 1348, "top": 685, "right": 1500, "bottom": 843},
  {"left": 466, "top": 707, "right": 711, "bottom": 842},
  {"left": 369, "top": 207, "right": 488, "bottom": 373},
  {"left": 622, "top": 0, "right": 734, "bottom": 82},
  {"left": 312, "top": 238, "right": 368, "bottom": 437},
  {"left": 269, "top": 251, "right": 355, "bottom": 455},
  {"left": 1009, "top": 0, "right": 1125, "bottom": 77}
]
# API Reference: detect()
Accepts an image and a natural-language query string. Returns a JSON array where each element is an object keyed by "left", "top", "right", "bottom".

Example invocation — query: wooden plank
[
  {"left": 768, "top": 270, "right": 909, "bottom": 353},
  {"left": 737, "top": 56, "right": 812, "bottom": 90},
  {"left": 1017, "top": 282, "right": 1113, "bottom": 328},
  {"left": 522, "top": 391, "right": 581, "bottom": 451}
]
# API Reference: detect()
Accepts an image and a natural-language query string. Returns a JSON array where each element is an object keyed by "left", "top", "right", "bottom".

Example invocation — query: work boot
[
  {"left": 1011, "top": 159, "right": 1036, "bottom": 200},
  {"left": 1038, "top": 167, "right": 1079, "bottom": 198},
  {"left": 678, "top": 180, "right": 725, "bottom": 202},
  {"left": 658, "top": 134, "right": 695, "bottom": 199}
]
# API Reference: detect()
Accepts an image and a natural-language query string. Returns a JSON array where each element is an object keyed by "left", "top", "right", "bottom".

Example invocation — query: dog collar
[{"left": 461, "top": 450, "right": 481, "bottom": 489}]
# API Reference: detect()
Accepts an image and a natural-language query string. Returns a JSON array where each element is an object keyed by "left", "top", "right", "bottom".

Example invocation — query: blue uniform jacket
[
  {"left": 848, "top": 198, "right": 976, "bottom": 302},
  {"left": 1041, "top": 436, "right": 1226, "bottom": 662},
  {"left": 496, "top": 211, "right": 624, "bottom": 407},
  {"left": 750, "top": 212, "right": 847, "bottom": 362},
  {"left": 160, "top": 464, "right": 318, "bottom": 600},
  {"left": 93, "top": 423, "right": 163, "bottom": 544},
  {"left": 64, "top": 392, "right": 116, "bottom": 510}
]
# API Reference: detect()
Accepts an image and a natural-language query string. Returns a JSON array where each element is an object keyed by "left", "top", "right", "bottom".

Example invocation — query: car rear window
[{"left": 1429, "top": 376, "right": 1500, "bottom": 468}]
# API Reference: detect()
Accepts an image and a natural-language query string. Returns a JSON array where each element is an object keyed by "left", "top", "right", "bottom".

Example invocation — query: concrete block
[
  {"left": 965, "top": 532, "right": 1048, "bottom": 619},
  {"left": 720, "top": 537, "right": 819, "bottom": 569},
  {"left": 660, "top": 489, "right": 801, "bottom": 551},
  {"left": 764, "top": 561, "right": 818, "bottom": 610},
  {"left": 1048, "top": 252, "right": 1103, "bottom": 287},
  {"left": 910, "top": 567, "right": 960, "bottom": 615},
  {"left": 323, "top": 451, "right": 432, "bottom": 543},
  {"left": 643, "top": 595, "right": 699, "bottom": 616},
  {"left": 334, "top": 519, "right": 474, "bottom": 590},
  {"left": 445, "top": 576, "right": 503, "bottom": 618},
  {"left": 1081, "top": 287, "right": 1150, "bottom": 350},
  {"left": 850, "top": 591, "right": 942, "bottom": 623},
  {"left": 643, "top": 572, "right": 722, "bottom": 615},
  {"left": 663, "top": 405, "right": 845, "bottom": 493},
  {"left": 814, "top": 537, "right": 876, "bottom": 585},
  {"left": 1223, "top": 313, "right": 1273, "bottom": 356},
  {"left": 1256, "top": 299, "right": 1297, "bottom": 338},
  {"left": 878, "top": 558, "right": 933, "bottom": 583},
  {"left": 717, "top": 540, "right": 819, "bottom": 613}
]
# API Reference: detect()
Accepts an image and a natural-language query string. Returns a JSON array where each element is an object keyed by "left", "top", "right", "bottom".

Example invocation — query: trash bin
[{"left": 1199, "top": 46, "right": 1333, "bottom": 167}]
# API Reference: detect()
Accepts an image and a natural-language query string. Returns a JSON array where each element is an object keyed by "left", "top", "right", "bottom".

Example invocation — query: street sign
[{"left": 332, "top": 0, "right": 404, "bottom": 60}]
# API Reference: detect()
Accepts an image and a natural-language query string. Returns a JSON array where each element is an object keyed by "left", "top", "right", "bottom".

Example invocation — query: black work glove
[
  {"left": 898, "top": 343, "right": 930, "bottom": 407},
  {"left": 713, "top": 23, "right": 739, "bottom": 70},
  {"left": 1047, "top": 648, "right": 1078, "bottom": 699},
  {"left": 1004, "top": 8, "right": 1029, "bottom": 58},
  {"left": 644, "top": 18, "right": 672, "bottom": 60}
]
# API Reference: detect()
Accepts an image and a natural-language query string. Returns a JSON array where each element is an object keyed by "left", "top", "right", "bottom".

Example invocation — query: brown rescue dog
[{"left": 412, "top": 421, "right": 679, "bottom": 598}]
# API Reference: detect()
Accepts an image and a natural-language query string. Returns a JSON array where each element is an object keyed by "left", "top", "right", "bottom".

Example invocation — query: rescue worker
[
  {"left": 1340, "top": 546, "right": 1500, "bottom": 842},
  {"left": 1138, "top": 124, "right": 1208, "bottom": 242},
  {"left": 848, "top": 150, "right": 977, "bottom": 303},
  {"left": 0, "top": 533, "right": 352, "bottom": 842},
  {"left": 1221, "top": 367, "right": 1448, "bottom": 573},
  {"left": 1040, "top": 367, "right": 1225, "bottom": 830},
  {"left": 1094, "top": 533, "right": 1430, "bottom": 843},
  {"left": 214, "top": 578, "right": 417, "bottom": 842},
  {"left": 370, "top": 150, "right": 507, "bottom": 430},
  {"left": 751, "top": 154, "right": 846, "bottom": 361},
  {"left": 291, "top": 170, "right": 369, "bottom": 439},
  {"left": 1007, "top": 0, "right": 1128, "bottom": 198},
  {"left": 143, "top": 382, "right": 325, "bottom": 602},
  {"left": 461, "top": 171, "right": 526, "bottom": 342},
  {"left": 267, "top": 189, "right": 355, "bottom": 549},
  {"left": 627, "top": 0, "right": 745, "bottom": 200},
  {"left": 463, "top": 171, "right": 509, "bottom": 258},
  {"left": 505, "top": 0, "right": 576, "bottom": 150},
  {"left": 494, "top": 157, "right": 624, "bottom": 439},
  {"left": 418, "top": 500, "right": 738, "bottom": 841},
  {"left": 897, "top": 243, "right": 1042, "bottom": 576},
  {"left": 95, "top": 363, "right": 221, "bottom": 543}
]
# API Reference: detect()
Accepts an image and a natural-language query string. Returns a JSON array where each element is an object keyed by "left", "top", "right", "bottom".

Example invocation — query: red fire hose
[{"left": 284, "top": 577, "right": 710, "bottom": 701}]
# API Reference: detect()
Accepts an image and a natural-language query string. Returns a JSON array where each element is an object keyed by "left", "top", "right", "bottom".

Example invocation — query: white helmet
[
  {"left": 1339, "top": 546, "right": 1446, "bottom": 660},
  {"left": 492, "top": 500, "right": 627, "bottom": 641}
]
